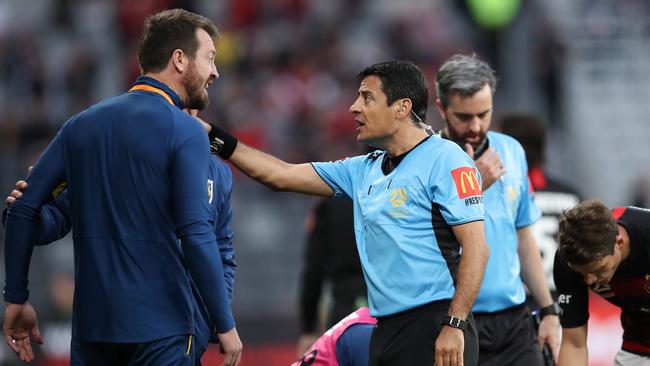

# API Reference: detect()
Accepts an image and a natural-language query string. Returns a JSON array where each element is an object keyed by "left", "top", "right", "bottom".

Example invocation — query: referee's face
[
  {"left": 350, "top": 76, "right": 399, "bottom": 147},
  {"left": 438, "top": 84, "right": 493, "bottom": 151}
]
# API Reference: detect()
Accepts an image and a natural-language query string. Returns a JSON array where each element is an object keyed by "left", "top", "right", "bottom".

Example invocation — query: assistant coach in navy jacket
[{"left": 3, "top": 9, "right": 241, "bottom": 366}]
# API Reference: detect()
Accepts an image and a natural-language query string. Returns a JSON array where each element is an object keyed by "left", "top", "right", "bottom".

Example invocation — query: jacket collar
[{"left": 130, "top": 76, "right": 185, "bottom": 109}]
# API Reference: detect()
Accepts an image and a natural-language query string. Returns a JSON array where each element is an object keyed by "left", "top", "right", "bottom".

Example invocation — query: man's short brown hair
[
  {"left": 137, "top": 9, "right": 218, "bottom": 74},
  {"left": 557, "top": 199, "right": 618, "bottom": 266}
]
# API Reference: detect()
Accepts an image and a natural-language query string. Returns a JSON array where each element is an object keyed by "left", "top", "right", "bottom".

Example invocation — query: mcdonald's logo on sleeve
[{"left": 451, "top": 167, "right": 482, "bottom": 199}]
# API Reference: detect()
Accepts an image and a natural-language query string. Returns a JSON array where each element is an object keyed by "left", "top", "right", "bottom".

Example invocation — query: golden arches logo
[
  {"left": 459, "top": 171, "right": 480, "bottom": 195},
  {"left": 390, "top": 188, "right": 407, "bottom": 207},
  {"left": 451, "top": 167, "right": 482, "bottom": 199}
]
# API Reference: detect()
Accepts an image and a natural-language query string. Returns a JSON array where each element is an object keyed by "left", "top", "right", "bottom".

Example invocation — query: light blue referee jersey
[
  {"left": 312, "top": 136, "right": 484, "bottom": 317},
  {"left": 472, "top": 131, "right": 541, "bottom": 312}
]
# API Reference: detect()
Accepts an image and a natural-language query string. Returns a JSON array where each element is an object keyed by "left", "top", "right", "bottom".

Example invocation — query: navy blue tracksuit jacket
[{"left": 4, "top": 76, "right": 234, "bottom": 342}]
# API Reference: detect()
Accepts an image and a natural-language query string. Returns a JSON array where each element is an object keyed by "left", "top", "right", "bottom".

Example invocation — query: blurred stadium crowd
[{"left": 1, "top": 0, "right": 649, "bottom": 365}]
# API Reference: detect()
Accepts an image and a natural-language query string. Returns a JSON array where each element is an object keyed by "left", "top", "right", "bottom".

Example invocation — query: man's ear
[
  {"left": 395, "top": 98, "right": 412, "bottom": 119},
  {"left": 171, "top": 49, "right": 187, "bottom": 73},
  {"left": 615, "top": 232, "right": 625, "bottom": 249},
  {"left": 435, "top": 98, "right": 447, "bottom": 121}
]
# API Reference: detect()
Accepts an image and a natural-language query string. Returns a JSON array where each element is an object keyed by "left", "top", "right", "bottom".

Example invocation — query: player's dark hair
[
  {"left": 498, "top": 113, "right": 547, "bottom": 168},
  {"left": 138, "top": 9, "right": 218, "bottom": 74},
  {"left": 357, "top": 60, "right": 428, "bottom": 126},
  {"left": 557, "top": 199, "right": 618, "bottom": 266}
]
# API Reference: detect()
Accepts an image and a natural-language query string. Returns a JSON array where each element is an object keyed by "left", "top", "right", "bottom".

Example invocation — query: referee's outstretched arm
[{"left": 227, "top": 140, "right": 334, "bottom": 197}]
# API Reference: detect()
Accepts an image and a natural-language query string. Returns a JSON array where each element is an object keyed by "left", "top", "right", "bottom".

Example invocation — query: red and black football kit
[
  {"left": 554, "top": 206, "right": 650, "bottom": 356},
  {"left": 528, "top": 167, "right": 581, "bottom": 295}
]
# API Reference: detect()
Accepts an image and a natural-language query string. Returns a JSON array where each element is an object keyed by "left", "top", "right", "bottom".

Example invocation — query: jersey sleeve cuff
[
  {"left": 309, "top": 163, "right": 338, "bottom": 198},
  {"left": 559, "top": 315, "right": 589, "bottom": 329},
  {"left": 447, "top": 218, "right": 485, "bottom": 226}
]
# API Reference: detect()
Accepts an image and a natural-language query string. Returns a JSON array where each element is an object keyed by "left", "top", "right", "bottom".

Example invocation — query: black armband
[{"left": 208, "top": 123, "right": 238, "bottom": 159}]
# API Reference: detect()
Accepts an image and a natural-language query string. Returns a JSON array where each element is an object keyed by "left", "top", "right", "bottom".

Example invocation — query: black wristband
[
  {"left": 208, "top": 123, "right": 238, "bottom": 159},
  {"left": 441, "top": 315, "right": 468, "bottom": 332},
  {"left": 539, "top": 302, "right": 562, "bottom": 318}
]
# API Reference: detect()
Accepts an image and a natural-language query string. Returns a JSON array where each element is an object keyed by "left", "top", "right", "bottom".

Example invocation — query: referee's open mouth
[{"left": 355, "top": 119, "right": 366, "bottom": 131}]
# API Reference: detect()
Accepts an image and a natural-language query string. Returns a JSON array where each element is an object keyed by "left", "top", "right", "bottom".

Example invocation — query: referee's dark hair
[
  {"left": 138, "top": 9, "right": 219, "bottom": 74},
  {"left": 557, "top": 199, "right": 618, "bottom": 266},
  {"left": 357, "top": 60, "right": 428, "bottom": 127}
]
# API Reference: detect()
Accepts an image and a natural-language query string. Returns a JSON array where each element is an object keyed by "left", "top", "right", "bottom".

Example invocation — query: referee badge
[
  {"left": 388, "top": 187, "right": 410, "bottom": 218},
  {"left": 207, "top": 179, "right": 214, "bottom": 204},
  {"left": 389, "top": 188, "right": 407, "bottom": 207}
]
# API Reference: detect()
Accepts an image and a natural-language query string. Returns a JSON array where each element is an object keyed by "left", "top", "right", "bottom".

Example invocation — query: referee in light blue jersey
[
  {"left": 203, "top": 60, "right": 490, "bottom": 366},
  {"left": 436, "top": 54, "right": 560, "bottom": 366},
  {"left": 3, "top": 9, "right": 241, "bottom": 366}
]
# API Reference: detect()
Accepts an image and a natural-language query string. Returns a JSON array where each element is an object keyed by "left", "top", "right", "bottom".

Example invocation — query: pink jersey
[{"left": 292, "top": 307, "right": 376, "bottom": 366}]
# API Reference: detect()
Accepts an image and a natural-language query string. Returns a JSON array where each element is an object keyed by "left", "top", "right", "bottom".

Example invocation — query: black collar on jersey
[
  {"left": 381, "top": 135, "right": 432, "bottom": 175},
  {"left": 129, "top": 76, "right": 185, "bottom": 109},
  {"left": 439, "top": 129, "right": 490, "bottom": 160}
]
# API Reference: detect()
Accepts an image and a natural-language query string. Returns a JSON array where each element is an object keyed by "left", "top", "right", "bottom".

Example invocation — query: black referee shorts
[
  {"left": 473, "top": 304, "right": 543, "bottom": 366},
  {"left": 369, "top": 300, "right": 479, "bottom": 366}
]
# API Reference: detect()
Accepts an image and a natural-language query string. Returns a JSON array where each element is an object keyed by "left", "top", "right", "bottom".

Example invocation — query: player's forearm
[
  {"left": 449, "top": 221, "right": 489, "bottom": 318},
  {"left": 557, "top": 340, "right": 588, "bottom": 366},
  {"left": 518, "top": 226, "right": 554, "bottom": 307}
]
